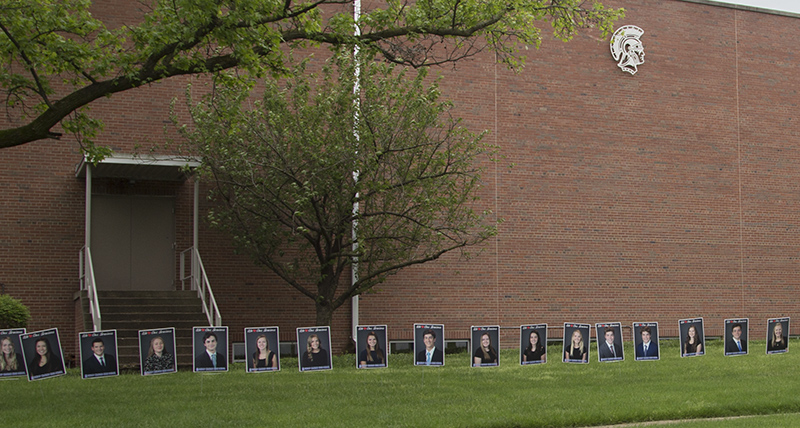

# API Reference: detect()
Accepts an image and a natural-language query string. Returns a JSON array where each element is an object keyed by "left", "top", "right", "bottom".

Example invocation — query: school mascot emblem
[{"left": 610, "top": 26, "right": 645, "bottom": 75}]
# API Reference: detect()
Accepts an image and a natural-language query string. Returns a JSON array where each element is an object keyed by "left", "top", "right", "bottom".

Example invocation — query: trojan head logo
[{"left": 610, "top": 25, "right": 645, "bottom": 75}]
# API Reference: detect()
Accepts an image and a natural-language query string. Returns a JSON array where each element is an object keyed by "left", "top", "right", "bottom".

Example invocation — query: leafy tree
[
  {"left": 0, "top": 0, "right": 622, "bottom": 157},
  {"left": 177, "top": 54, "right": 496, "bottom": 325}
]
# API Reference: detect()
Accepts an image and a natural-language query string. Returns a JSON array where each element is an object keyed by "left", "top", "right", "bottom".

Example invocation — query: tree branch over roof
[{"left": 0, "top": 0, "right": 622, "bottom": 156}]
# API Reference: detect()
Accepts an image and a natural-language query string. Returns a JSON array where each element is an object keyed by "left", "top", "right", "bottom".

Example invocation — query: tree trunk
[
  {"left": 315, "top": 299, "right": 335, "bottom": 327},
  {"left": 314, "top": 260, "right": 341, "bottom": 326}
]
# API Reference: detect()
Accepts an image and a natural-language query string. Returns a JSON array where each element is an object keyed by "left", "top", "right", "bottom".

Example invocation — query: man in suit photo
[
  {"left": 82, "top": 337, "right": 117, "bottom": 376},
  {"left": 195, "top": 331, "right": 227, "bottom": 370},
  {"left": 415, "top": 329, "right": 443, "bottom": 366},
  {"left": 598, "top": 327, "right": 623, "bottom": 361},
  {"left": 634, "top": 325, "right": 659, "bottom": 360},
  {"left": 725, "top": 322, "right": 747, "bottom": 355}
]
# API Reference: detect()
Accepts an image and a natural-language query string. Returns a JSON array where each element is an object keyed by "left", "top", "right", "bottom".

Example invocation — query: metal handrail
[
  {"left": 180, "top": 247, "right": 221, "bottom": 326},
  {"left": 79, "top": 246, "right": 102, "bottom": 331}
]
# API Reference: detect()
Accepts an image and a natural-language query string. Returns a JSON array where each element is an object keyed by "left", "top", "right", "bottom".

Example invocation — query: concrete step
[
  {"left": 103, "top": 321, "right": 210, "bottom": 333},
  {"left": 100, "top": 302, "right": 202, "bottom": 310},
  {"left": 103, "top": 312, "right": 209, "bottom": 322},
  {"left": 98, "top": 290, "right": 198, "bottom": 298}
]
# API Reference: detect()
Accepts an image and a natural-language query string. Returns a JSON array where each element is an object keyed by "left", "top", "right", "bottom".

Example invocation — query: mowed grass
[{"left": 1, "top": 339, "right": 797, "bottom": 427}]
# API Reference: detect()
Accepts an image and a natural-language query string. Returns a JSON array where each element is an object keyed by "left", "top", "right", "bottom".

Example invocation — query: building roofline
[{"left": 680, "top": 0, "right": 800, "bottom": 18}]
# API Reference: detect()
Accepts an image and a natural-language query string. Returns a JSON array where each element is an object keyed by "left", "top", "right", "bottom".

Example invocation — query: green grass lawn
[{"left": 1, "top": 339, "right": 796, "bottom": 427}]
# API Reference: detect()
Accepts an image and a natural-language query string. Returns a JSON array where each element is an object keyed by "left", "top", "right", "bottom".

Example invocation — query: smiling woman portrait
[
  {"left": 683, "top": 325, "right": 703, "bottom": 356},
  {"left": 564, "top": 328, "right": 587, "bottom": 363},
  {"left": 252, "top": 334, "right": 278, "bottom": 370},
  {"left": 143, "top": 335, "right": 175, "bottom": 374},
  {"left": 28, "top": 337, "right": 63, "bottom": 377},
  {"left": 473, "top": 332, "right": 498, "bottom": 367},
  {"left": 768, "top": 322, "right": 788, "bottom": 353},
  {"left": 301, "top": 333, "right": 330, "bottom": 369},
  {"left": 0, "top": 337, "right": 23, "bottom": 374},
  {"left": 523, "top": 330, "right": 546, "bottom": 364},
  {"left": 359, "top": 331, "right": 386, "bottom": 368}
]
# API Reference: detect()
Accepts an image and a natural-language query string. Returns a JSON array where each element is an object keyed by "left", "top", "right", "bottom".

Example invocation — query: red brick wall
[
  {"left": 0, "top": 138, "right": 85, "bottom": 357},
  {"left": 359, "top": 0, "right": 800, "bottom": 349},
  {"left": 2, "top": 1, "right": 799, "bottom": 356}
]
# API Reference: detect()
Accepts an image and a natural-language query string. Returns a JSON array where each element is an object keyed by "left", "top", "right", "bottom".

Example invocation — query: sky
[{"left": 715, "top": 0, "right": 800, "bottom": 14}]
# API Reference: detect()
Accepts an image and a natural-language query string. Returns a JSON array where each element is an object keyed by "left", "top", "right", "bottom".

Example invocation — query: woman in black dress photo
[
  {"left": 523, "top": 330, "right": 546, "bottom": 364},
  {"left": 300, "top": 334, "right": 330, "bottom": 369},
  {"left": 28, "top": 337, "right": 63, "bottom": 376},
  {"left": 251, "top": 334, "right": 278, "bottom": 371},
  {"left": 358, "top": 331, "right": 386, "bottom": 368},
  {"left": 473, "top": 332, "right": 498, "bottom": 367},
  {"left": 564, "top": 329, "right": 587, "bottom": 362},
  {"left": 768, "top": 323, "right": 788, "bottom": 352},
  {"left": 683, "top": 325, "right": 703, "bottom": 356}
]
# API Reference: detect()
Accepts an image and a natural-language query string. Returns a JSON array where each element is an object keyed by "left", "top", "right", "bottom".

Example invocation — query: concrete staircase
[{"left": 80, "top": 290, "right": 210, "bottom": 369}]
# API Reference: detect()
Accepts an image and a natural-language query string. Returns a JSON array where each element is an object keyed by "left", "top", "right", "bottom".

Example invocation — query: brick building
[{"left": 2, "top": 0, "right": 799, "bottom": 361}]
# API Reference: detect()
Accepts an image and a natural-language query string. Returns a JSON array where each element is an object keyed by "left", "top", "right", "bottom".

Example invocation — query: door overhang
[{"left": 75, "top": 154, "right": 199, "bottom": 181}]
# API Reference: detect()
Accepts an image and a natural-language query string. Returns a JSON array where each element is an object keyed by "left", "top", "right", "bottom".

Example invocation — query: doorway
[{"left": 91, "top": 195, "right": 175, "bottom": 291}]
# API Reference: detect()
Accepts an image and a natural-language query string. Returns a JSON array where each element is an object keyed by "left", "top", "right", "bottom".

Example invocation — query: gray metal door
[{"left": 91, "top": 195, "right": 175, "bottom": 291}]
